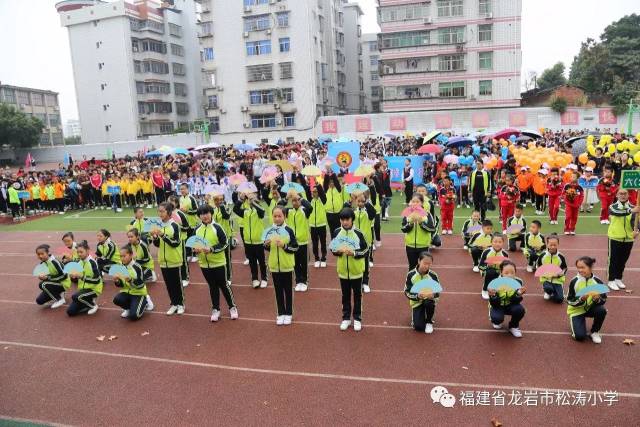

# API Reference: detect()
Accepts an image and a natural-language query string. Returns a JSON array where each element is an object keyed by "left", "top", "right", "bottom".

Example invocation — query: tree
[
  {"left": 0, "top": 103, "right": 44, "bottom": 149},
  {"left": 569, "top": 39, "right": 613, "bottom": 94},
  {"left": 550, "top": 96, "right": 568, "bottom": 114},
  {"left": 537, "top": 62, "right": 567, "bottom": 90}
]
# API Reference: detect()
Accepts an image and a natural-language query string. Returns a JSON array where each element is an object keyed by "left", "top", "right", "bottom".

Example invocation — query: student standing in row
[
  {"left": 606, "top": 188, "right": 640, "bottom": 291},
  {"left": 401, "top": 194, "right": 436, "bottom": 270},
  {"left": 210, "top": 193, "right": 234, "bottom": 285},
  {"left": 284, "top": 191, "right": 313, "bottom": 292},
  {"left": 168, "top": 195, "right": 191, "bottom": 287},
  {"left": 233, "top": 191, "right": 268, "bottom": 288},
  {"left": 309, "top": 183, "right": 328, "bottom": 268}
]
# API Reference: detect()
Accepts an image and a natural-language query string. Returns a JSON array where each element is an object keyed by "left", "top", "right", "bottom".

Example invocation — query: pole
[{"left": 627, "top": 98, "right": 640, "bottom": 135}]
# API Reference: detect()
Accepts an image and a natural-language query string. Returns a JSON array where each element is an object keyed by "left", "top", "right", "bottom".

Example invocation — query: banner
[
  {"left": 328, "top": 141, "right": 361, "bottom": 173},
  {"left": 389, "top": 116, "right": 407, "bottom": 131},
  {"left": 434, "top": 114, "right": 452, "bottom": 129},
  {"left": 509, "top": 111, "right": 527, "bottom": 127},
  {"left": 472, "top": 112, "right": 489, "bottom": 128},
  {"left": 322, "top": 119, "right": 338, "bottom": 134},
  {"left": 599, "top": 109, "right": 617, "bottom": 125},
  {"left": 355, "top": 117, "right": 371, "bottom": 132},
  {"left": 385, "top": 156, "right": 426, "bottom": 186},
  {"left": 561, "top": 110, "right": 579, "bottom": 125}
]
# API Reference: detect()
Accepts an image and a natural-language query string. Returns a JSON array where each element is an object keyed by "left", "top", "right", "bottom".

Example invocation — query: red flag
[{"left": 25, "top": 153, "right": 32, "bottom": 168}]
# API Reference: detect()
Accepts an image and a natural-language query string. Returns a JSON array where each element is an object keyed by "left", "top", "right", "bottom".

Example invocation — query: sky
[{"left": 1, "top": 0, "right": 637, "bottom": 123}]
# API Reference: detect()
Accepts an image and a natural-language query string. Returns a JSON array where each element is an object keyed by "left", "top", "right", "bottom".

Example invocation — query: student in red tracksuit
[
  {"left": 498, "top": 175, "right": 520, "bottom": 232},
  {"left": 596, "top": 167, "right": 618, "bottom": 225},
  {"left": 546, "top": 169, "right": 563, "bottom": 225},
  {"left": 562, "top": 171, "right": 584, "bottom": 235},
  {"left": 438, "top": 176, "right": 456, "bottom": 234}
]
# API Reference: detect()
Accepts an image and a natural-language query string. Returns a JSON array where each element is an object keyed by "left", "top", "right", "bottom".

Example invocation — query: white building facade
[
  {"left": 64, "top": 119, "right": 82, "bottom": 138},
  {"left": 377, "top": 0, "right": 521, "bottom": 112},
  {"left": 56, "top": 0, "right": 202, "bottom": 144},
  {"left": 342, "top": 3, "right": 364, "bottom": 114},
  {"left": 361, "top": 33, "right": 381, "bottom": 114}
]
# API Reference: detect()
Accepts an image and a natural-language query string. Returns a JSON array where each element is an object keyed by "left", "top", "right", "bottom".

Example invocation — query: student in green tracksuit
[
  {"left": 179, "top": 183, "right": 200, "bottom": 263},
  {"left": 461, "top": 210, "right": 482, "bottom": 249},
  {"left": 96, "top": 229, "right": 121, "bottom": 273},
  {"left": 66, "top": 240, "right": 102, "bottom": 316},
  {"left": 34, "top": 244, "right": 70, "bottom": 309},
  {"left": 536, "top": 234, "right": 568, "bottom": 303},
  {"left": 128, "top": 206, "right": 149, "bottom": 243},
  {"left": 332, "top": 208, "right": 369, "bottom": 332},
  {"left": 113, "top": 244, "right": 148, "bottom": 321},
  {"left": 194, "top": 204, "right": 237, "bottom": 323},
  {"left": 7, "top": 183, "right": 20, "bottom": 219},
  {"left": 265, "top": 206, "right": 299, "bottom": 325},
  {"left": 488, "top": 260, "right": 526, "bottom": 338},
  {"left": 169, "top": 195, "right": 191, "bottom": 287},
  {"left": 151, "top": 202, "right": 184, "bottom": 315},
  {"left": 233, "top": 191, "right": 268, "bottom": 288},
  {"left": 126, "top": 228, "right": 156, "bottom": 312},
  {"left": 506, "top": 204, "right": 527, "bottom": 252},
  {"left": 567, "top": 256, "right": 607, "bottom": 344},
  {"left": 468, "top": 220, "right": 494, "bottom": 272},
  {"left": 309, "top": 183, "right": 328, "bottom": 268},
  {"left": 606, "top": 189, "right": 640, "bottom": 291},
  {"left": 283, "top": 190, "right": 313, "bottom": 292},
  {"left": 323, "top": 170, "right": 343, "bottom": 238},
  {"left": 401, "top": 193, "right": 436, "bottom": 270},
  {"left": 523, "top": 220, "right": 545, "bottom": 272},
  {"left": 211, "top": 193, "right": 233, "bottom": 285},
  {"left": 479, "top": 234, "right": 509, "bottom": 300},
  {"left": 404, "top": 252, "right": 440, "bottom": 334},
  {"left": 353, "top": 191, "right": 376, "bottom": 293}
]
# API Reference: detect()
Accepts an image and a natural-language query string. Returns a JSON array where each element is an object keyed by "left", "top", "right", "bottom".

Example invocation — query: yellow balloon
[
  {"left": 617, "top": 143, "right": 625, "bottom": 152},
  {"left": 587, "top": 145, "right": 596, "bottom": 156},
  {"left": 608, "top": 144, "right": 616, "bottom": 154},
  {"left": 634, "top": 152, "right": 640, "bottom": 164},
  {"left": 629, "top": 158, "right": 634, "bottom": 166},
  {"left": 604, "top": 152, "right": 611, "bottom": 158},
  {"left": 586, "top": 135, "right": 594, "bottom": 144}
]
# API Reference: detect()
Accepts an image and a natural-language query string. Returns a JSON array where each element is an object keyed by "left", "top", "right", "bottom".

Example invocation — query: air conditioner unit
[
  {"left": 423, "top": 17, "right": 432, "bottom": 25},
  {"left": 273, "top": 103, "right": 280, "bottom": 109},
  {"left": 243, "top": 31, "right": 250, "bottom": 38},
  {"left": 485, "top": 13, "right": 493, "bottom": 19},
  {"left": 241, "top": 106, "right": 249, "bottom": 112},
  {"left": 244, "top": 6, "right": 252, "bottom": 13},
  {"left": 266, "top": 29, "right": 272, "bottom": 35},
  {"left": 243, "top": 123, "right": 251, "bottom": 128},
  {"left": 217, "top": 86, "right": 224, "bottom": 91},
  {"left": 220, "top": 109, "right": 227, "bottom": 114}
]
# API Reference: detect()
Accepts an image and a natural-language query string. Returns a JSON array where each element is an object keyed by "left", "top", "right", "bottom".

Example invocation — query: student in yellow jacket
[
  {"left": 113, "top": 244, "right": 149, "bottom": 321},
  {"left": 404, "top": 252, "right": 440, "bottom": 334},
  {"left": 233, "top": 192, "right": 268, "bottom": 288},
  {"left": 309, "top": 183, "right": 328, "bottom": 268},
  {"left": 96, "top": 229, "right": 121, "bottom": 273},
  {"left": 567, "top": 256, "right": 607, "bottom": 344},
  {"left": 210, "top": 192, "right": 233, "bottom": 285},
  {"left": 606, "top": 189, "right": 640, "bottom": 291},
  {"left": 283, "top": 190, "right": 313, "bottom": 292},
  {"left": 265, "top": 206, "right": 299, "bottom": 325},
  {"left": 34, "top": 244, "right": 70, "bottom": 309},
  {"left": 66, "top": 240, "right": 102, "bottom": 316}
]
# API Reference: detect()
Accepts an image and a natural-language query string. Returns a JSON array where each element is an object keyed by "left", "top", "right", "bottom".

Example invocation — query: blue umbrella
[
  {"left": 145, "top": 150, "right": 163, "bottom": 157},
  {"left": 235, "top": 143, "right": 256, "bottom": 152},
  {"left": 173, "top": 148, "right": 189, "bottom": 155},
  {"left": 318, "top": 135, "right": 332, "bottom": 142},
  {"left": 336, "top": 137, "right": 351, "bottom": 143},
  {"left": 384, "top": 133, "right": 396, "bottom": 138},
  {"left": 446, "top": 137, "right": 474, "bottom": 148}
]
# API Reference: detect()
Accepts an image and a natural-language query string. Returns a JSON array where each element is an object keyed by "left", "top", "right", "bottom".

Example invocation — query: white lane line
[
  {"left": 1, "top": 299, "right": 639, "bottom": 338},
  {"left": 1, "top": 339, "right": 639, "bottom": 398}
]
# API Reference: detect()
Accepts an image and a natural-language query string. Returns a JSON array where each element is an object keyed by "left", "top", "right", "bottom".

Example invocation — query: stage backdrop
[
  {"left": 327, "top": 141, "right": 361, "bottom": 173},
  {"left": 385, "top": 156, "right": 426, "bottom": 186}
]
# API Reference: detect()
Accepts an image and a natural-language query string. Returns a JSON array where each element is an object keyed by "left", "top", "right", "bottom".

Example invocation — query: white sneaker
[
  {"left": 243, "top": 259, "right": 250, "bottom": 266},
  {"left": 591, "top": 332, "right": 602, "bottom": 344},
  {"left": 190, "top": 256, "right": 198, "bottom": 263},
  {"left": 294, "top": 283, "right": 303, "bottom": 292},
  {"left": 320, "top": 261, "right": 327, "bottom": 268},
  {"left": 116, "top": 208, "right": 123, "bottom": 213},
  {"left": 353, "top": 320, "right": 362, "bottom": 331},
  {"left": 260, "top": 280, "right": 268, "bottom": 288},
  {"left": 166, "top": 305, "right": 178, "bottom": 315},
  {"left": 425, "top": 323, "right": 434, "bottom": 334},
  {"left": 600, "top": 220, "right": 606, "bottom": 225},
  {"left": 210, "top": 309, "right": 220, "bottom": 322},
  {"left": 121, "top": 309, "right": 130, "bottom": 318},
  {"left": 369, "top": 261, "right": 374, "bottom": 267},
  {"left": 448, "top": 230, "right": 454, "bottom": 235},
  {"left": 51, "top": 295, "right": 66, "bottom": 309},
  {"left": 229, "top": 306, "right": 239, "bottom": 319},
  {"left": 276, "top": 315, "right": 285, "bottom": 325},
  {"left": 473, "top": 266, "right": 480, "bottom": 273},
  {"left": 283, "top": 315, "right": 292, "bottom": 325},
  {"left": 492, "top": 323, "right": 502, "bottom": 329},
  {"left": 299, "top": 284, "right": 308, "bottom": 292},
  {"left": 509, "top": 327, "right": 523, "bottom": 338},
  {"left": 375, "top": 241, "right": 381, "bottom": 247},
  {"left": 314, "top": 261, "right": 320, "bottom": 268},
  {"left": 150, "top": 271, "right": 157, "bottom": 282},
  {"left": 463, "top": 245, "right": 469, "bottom": 250},
  {"left": 176, "top": 305, "right": 185, "bottom": 315},
  {"left": 87, "top": 304, "right": 98, "bottom": 315},
  {"left": 182, "top": 280, "right": 189, "bottom": 287},
  {"left": 570, "top": 231, "right": 575, "bottom": 235},
  {"left": 526, "top": 265, "right": 533, "bottom": 273},
  {"left": 363, "top": 284, "right": 371, "bottom": 293},
  {"left": 615, "top": 279, "right": 626, "bottom": 289},
  {"left": 481, "top": 290, "right": 489, "bottom": 300},
  {"left": 146, "top": 204, "right": 153, "bottom": 209},
  {"left": 146, "top": 295, "right": 154, "bottom": 311},
  {"left": 564, "top": 231, "right": 570, "bottom": 235},
  {"left": 607, "top": 281, "right": 620, "bottom": 291},
  {"left": 252, "top": 280, "right": 260, "bottom": 288},
  {"left": 340, "top": 320, "right": 351, "bottom": 331},
  {"left": 543, "top": 293, "right": 550, "bottom": 300}
]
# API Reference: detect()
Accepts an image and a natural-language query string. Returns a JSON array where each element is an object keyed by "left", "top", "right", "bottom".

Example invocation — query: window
[
  {"left": 437, "top": 0, "right": 463, "bottom": 17},
  {"left": 204, "top": 71, "right": 216, "bottom": 87},
  {"left": 380, "top": 4, "right": 429, "bottom": 22},
  {"left": 370, "top": 55, "right": 379, "bottom": 66},
  {"left": 369, "top": 41, "right": 378, "bottom": 51},
  {"left": 371, "top": 86, "right": 381, "bottom": 97},
  {"left": 438, "top": 27, "right": 465, "bottom": 44},
  {"left": 136, "top": 81, "right": 144, "bottom": 94},
  {"left": 176, "top": 102, "right": 189, "bottom": 115},
  {"left": 172, "top": 62, "right": 186, "bottom": 76},
  {"left": 51, "top": 132, "right": 64, "bottom": 145},
  {"left": 281, "top": 88, "right": 294, "bottom": 102},
  {"left": 134, "top": 60, "right": 142, "bottom": 73},
  {"left": 207, "top": 95, "right": 218, "bottom": 108},
  {"left": 439, "top": 54, "right": 465, "bottom": 71},
  {"left": 136, "top": 60, "right": 169, "bottom": 74},
  {"left": 209, "top": 117, "right": 220, "bottom": 133},
  {"left": 247, "top": 64, "right": 273, "bottom": 81},
  {"left": 479, "top": 0, "right": 491, "bottom": 15},
  {"left": 279, "top": 37, "right": 290, "bottom": 52},
  {"left": 246, "top": 40, "right": 271, "bottom": 56},
  {"left": 138, "top": 38, "right": 166, "bottom": 53},
  {"left": 439, "top": 81, "right": 465, "bottom": 97},
  {"left": 0, "top": 88, "right": 15, "bottom": 103},
  {"left": 171, "top": 44, "right": 184, "bottom": 56},
  {"left": 478, "top": 24, "right": 492, "bottom": 42},
  {"left": 200, "top": 21, "right": 213, "bottom": 36},
  {"left": 251, "top": 114, "right": 276, "bottom": 128},
  {"left": 48, "top": 114, "right": 60, "bottom": 127},
  {"left": 244, "top": 0, "right": 268, "bottom": 5},
  {"left": 138, "top": 101, "right": 172, "bottom": 114},
  {"left": 369, "top": 70, "right": 379, "bottom": 82},
  {"left": 244, "top": 14, "right": 270, "bottom": 31},
  {"left": 168, "top": 23, "right": 182, "bottom": 37},
  {"left": 46, "top": 94, "right": 57, "bottom": 107},
  {"left": 478, "top": 51, "right": 493, "bottom": 70},
  {"left": 174, "top": 83, "right": 187, "bottom": 96},
  {"left": 479, "top": 80, "right": 492, "bottom": 95},
  {"left": 40, "top": 133, "right": 50, "bottom": 145},
  {"left": 130, "top": 18, "right": 164, "bottom": 34},
  {"left": 277, "top": 12, "right": 289, "bottom": 27},
  {"left": 159, "top": 122, "right": 174, "bottom": 133},
  {"left": 249, "top": 90, "right": 274, "bottom": 105},
  {"left": 279, "top": 62, "right": 292, "bottom": 79},
  {"left": 17, "top": 91, "right": 30, "bottom": 105},
  {"left": 283, "top": 113, "right": 295, "bottom": 127},
  {"left": 321, "top": 63, "right": 328, "bottom": 80},
  {"left": 381, "top": 31, "right": 429, "bottom": 48},
  {"left": 137, "top": 81, "right": 170, "bottom": 94},
  {"left": 32, "top": 93, "right": 44, "bottom": 106},
  {"left": 203, "top": 47, "right": 215, "bottom": 61}
]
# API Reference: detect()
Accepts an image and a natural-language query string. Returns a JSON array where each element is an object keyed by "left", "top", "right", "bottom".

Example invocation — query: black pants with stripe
[
  {"left": 326, "top": 213, "right": 340, "bottom": 239},
  {"left": 113, "top": 292, "right": 147, "bottom": 320},
  {"left": 608, "top": 239, "right": 634, "bottom": 282},
  {"left": 180, "top": 239, "right": 190, "bottom": 282},
  {"left": 245, "top": 243, "right": 267, "bottom": 282},
  {"left": 160, "top": 266, "right": 184, "bottom": 306},
  {"left": 67, "top": 289, "right": 98, "bottom": 316},
  {"left": 412, "top": 300, "right": 435, "bottom": 331},
  {"left": 225, "top": 244, "right": 233, "bottom": 282},
  {"left": 272, "top": 272, "right": 293, "bottom": 316},
  {"left": 294, "top": 244, "right": 308, "bottom": 285},
  {"left": 36, "top": 281, "right": 65, "bottom": 305},
  {"left": 406, "top": 246, "right": 430, "bottom": 271},
  {"left": 310, "top": 226, "right": 327, "bottom": 262},
  {"left": 202, "top": 266, "right": 235, "bottom": 311},
  {"left": 340, "top": 277, "right": 363, "bottom": 321},
  {"left": 571, "top": 304, "right": 607, "bottom": 340},
  {"left": 490, "top": 303, "right": 525, "bottom": 328}
]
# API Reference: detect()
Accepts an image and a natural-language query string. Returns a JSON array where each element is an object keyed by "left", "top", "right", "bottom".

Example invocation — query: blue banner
[
  {"left": 385, "top": 156, "right": 426, "bottom": 185},
  {"left": 328, "top": 141, "right": 360, "bottom": 173}
]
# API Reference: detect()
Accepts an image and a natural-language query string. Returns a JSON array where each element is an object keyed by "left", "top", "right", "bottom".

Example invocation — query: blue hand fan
[
  {"left": 281, "top": 182, "right": 304, "bottom": 194},
  {"left": 33, "top": 263, "right": 50, "bottom": 277},
  {"left": 185, "top": 235, "right": 210, "bottom": 249},
  {"left": 467, "top": 224, "right": 482, "bottom": 234},
  {"left": 576, "top": 284, "right": 609, "bottom": 297},
  {"left": 143, "top": 218, "right": 164, "bottom": 233},
  {"left": 262, "top": 225, "right": 290, "bottom": 242},
  {"left": 488, "top": 277, "right": 522, "bottom": 292},
  {"left": 18, "top": 191, "right": 31, "bottom": 199},
  {"left": 410, "top": 278, "right": 443, "bottom": 294},
  {"left": 346, "top": 183, "right": 368, "bottom": 194},
  {"left": 107, "top": 186, "right": 121, "bottom": 195},
  {"left": 329, "top": 236, "right": 359, "bottom": 252},
  {"left": 63, "top": 262, "right": 83, "bottom": 275},
  {"left": 108, "top": 264, "right": 130, "bottom": 280}
]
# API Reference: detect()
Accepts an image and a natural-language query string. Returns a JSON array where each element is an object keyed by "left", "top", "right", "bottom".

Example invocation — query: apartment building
[
  {"left": 0, "top": 84, "right": 65, "bottom": 146},
  {"left": 361, "top": 33, "right": 381, "bottom": 113},
  {"left": 377, "top": 0, "right": 522, "bottom": 112},
  {"left": 343, "top": 3, "right": 365, "bottom": 114}
]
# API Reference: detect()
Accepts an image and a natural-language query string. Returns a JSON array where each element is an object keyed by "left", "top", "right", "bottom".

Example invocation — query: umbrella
[
  {"left": 417, "top": 144, "right": 443, "bottom": 154},
  {"left": 446, "top": 136, "right": 474, "bottom": 148},
  {"left": 493, "top": 128, "right": 521, "bottom": 140},
  {"left": 195, "top": 142, "right": 220, "bottom": 151},
  {"left": 516, "top": 135, "right": 532, "bottom": 143},
  {"left": 521, "top": 129, "right": 542, "bottom": 139},
  {"left": 229, "top": 174, "right": 247, "bottom": 186},
  {"left": 384, "top": 133, "right": 396, "bottom": 138},
  {"left": 335, "top": 137, "right": 352, "bottom": 143},
  {"left": 301, "top": 165, "right": 321, "bottom": 176},
  {"left": 145, "top": 150, "right": 163, "bottom": 158},
  {"left": 264, "top": 143, "right": 279, "bottom": 149},
  {"left": 318, "top": 135, "right": 332, "bottom": 142},
  {"left": 268, "top": 159, "right": 293, "bottom": 172},
  {"left": 354, "top": 164, "right": 375, "bottom": 177},
  {"left": 565, "top": 135, "right": 587, "bottom": 145},
  {"left": 424, "top": 131, "right": 441, "bottom": 143},
  {"left": 235, "top": 143, "right": 256, "bottom": 152},
  {"left": 173, "top": 148, "right": 189, "bottom": 155},
  {"left": 443, "top": 154, "right": 459, "bottom": 165},
  {"left": 570, "top": 139, "right": 587, "bottom": 157}
]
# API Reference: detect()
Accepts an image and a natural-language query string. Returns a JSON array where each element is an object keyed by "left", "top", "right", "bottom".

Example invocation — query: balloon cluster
[
  {"left": 583, "top": 134, "right": 640, "bottom": 165},
  {"left": 510, "top": 142, "right": 573, "bottom": 172}
]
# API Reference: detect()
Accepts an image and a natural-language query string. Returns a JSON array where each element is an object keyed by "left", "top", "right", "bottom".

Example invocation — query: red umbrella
[
  {"left": 417, "top": 144, "right": 443, "bottom": 154},
  {"left": 493, "top": 128, "right": 521, "bottom": 140}
]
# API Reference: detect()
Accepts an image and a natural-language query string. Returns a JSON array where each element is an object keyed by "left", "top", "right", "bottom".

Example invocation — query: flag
[
  {"left": 25, "top": 153, "right": 32, "bottom": 168},
  {"left": 327, "top": 141, "right": 361, "bottom": 173},
  {"left": 63, "top": 153, "right": 70, "bottom": 167}
]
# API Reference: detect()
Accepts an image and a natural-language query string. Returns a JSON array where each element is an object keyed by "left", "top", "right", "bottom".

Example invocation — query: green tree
[
  {"left": 0, "top": 103, "right": 44, "bottom": 148},
  {"left": 537, "top": 62, "right": 567, "bottom": 90}
]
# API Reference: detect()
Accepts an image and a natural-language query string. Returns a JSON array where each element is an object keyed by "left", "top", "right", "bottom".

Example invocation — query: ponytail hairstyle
[
  {"left": 120, "top": 244, "right": 134, "bottom": 255},
  {"left": 417, "top": 251, "right": 433, "bottom": 263},
  {"left": 159, "top": 201, "right": 174, "bottom": 215},
  {"left": 499, "top": 259, "right": 517, "bottom": 273},
  {"left": 98, "top": 229, "right": 111, "bottom": 239},
  {"left": 35, "top": 244, "right": 51, "bottom": 254},
  {"left": 77, "top": 240, "right": 90, "bottom": 251},
  {"left": 127, "top": 228, "right": 140, "bottom": 238},
  {"left": 576, "top": 256, "right": 596, "bottom": 269},
  {"left": 62, "top": 232, "right": 75, "bottom": 241}
]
